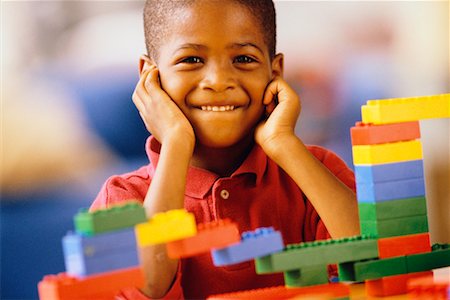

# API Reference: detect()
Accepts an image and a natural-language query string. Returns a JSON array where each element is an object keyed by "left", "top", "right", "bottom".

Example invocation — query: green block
[
  {"left": 338, "top": 262, "right": 356, "bottom": 282},
  {"left": 338, "top": 256, "right": 407, "bottom": 282},
  {"left": 358, "top": 196, "right": 427, "bottom": 221},
  {"left": 360, "top": 215, "right": 428, "bottom": 238},
  {"left": 283, "top": 264, "right": 329, "bottom": 287},
  {"left": 354, "top": 256, "right": 407, "bottom": 281},
  {"left": 255, "top": 235, "right": 378, "bottom": 274},
  {"left": 406, "top": 244, "right": 450, "bottom": 272},
  {"left": 74, "top": 201, "right": 147, "bottom": 236}
]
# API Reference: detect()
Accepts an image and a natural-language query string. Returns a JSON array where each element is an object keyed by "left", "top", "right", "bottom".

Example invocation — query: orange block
[
  {"left": 366, "top": 271, "right": 431, "bottom": 297},
  {"left": 350, "top": 121, "right": 420, "bottom": 145},
  {"left": 166, "top": 219, "right": 240, "bottom": 259},
  {"left": 377, "top": 233, "right": 431, "bottom": 259},
  {"left": 38, "top": 267, "right": 145, "bottom": 300},
  {"left": 207, "top": 283, "right": 350, "bottom": 300},
  {"left": 408, "top": 274, "right": 450, "bottom": 299}
]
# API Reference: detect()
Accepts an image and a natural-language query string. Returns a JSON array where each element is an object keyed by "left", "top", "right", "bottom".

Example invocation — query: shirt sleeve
[
  {"left": 115, "top": 263, "right": 184, "bottom": 300},
  {"left": 90, "top": 165, "right": 151, "bottom": 210}
]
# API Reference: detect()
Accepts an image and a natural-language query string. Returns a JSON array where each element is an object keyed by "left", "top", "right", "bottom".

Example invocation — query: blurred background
[{"left": 1, "top": 1, "right": 449, "bottom": 299}]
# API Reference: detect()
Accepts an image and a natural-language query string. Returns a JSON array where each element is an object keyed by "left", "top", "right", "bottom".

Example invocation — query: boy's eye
[
  {"left": 234, "top": 55, "right": 256, "bottom": 64},
  {"left": 180, "top": 56, "right": 203, "bottom": 64}
]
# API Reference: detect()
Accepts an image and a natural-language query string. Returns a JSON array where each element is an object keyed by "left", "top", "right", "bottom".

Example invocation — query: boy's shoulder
[{"left": 91, "top": 164, "right": 151, "bottom": 210}]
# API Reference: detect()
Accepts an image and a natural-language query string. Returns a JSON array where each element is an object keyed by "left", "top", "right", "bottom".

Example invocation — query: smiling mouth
[{"left": 200, "top": 105, "right": 236, "bottom": 112}]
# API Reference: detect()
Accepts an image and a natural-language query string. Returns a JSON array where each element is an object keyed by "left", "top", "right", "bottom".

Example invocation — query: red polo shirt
[{"left": 91, "top": 136, "right": 355, "bottom": 300}]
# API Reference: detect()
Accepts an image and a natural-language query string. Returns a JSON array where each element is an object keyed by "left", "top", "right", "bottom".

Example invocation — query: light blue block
[
  {"left": 357, "top": 178, "right": 425, "bottom": 202},
  {"left": 62, "top": 228, "right": 139, "bottom": 277},
  {"left": 211, "top": 227, "right": 284, "bottom": 267},
  {"left": 355, "top": 160, "right": 424, "bottom": 183}
]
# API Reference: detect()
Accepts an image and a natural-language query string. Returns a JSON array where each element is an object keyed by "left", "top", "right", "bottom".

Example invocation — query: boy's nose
[{"left": 199, "top": 62, "right": 236, "bottom": 92}]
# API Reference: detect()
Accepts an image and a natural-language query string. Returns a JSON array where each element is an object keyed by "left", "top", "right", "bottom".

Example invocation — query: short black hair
[{"left": 143, "top": 0, "right": 276, "bottom": 61}]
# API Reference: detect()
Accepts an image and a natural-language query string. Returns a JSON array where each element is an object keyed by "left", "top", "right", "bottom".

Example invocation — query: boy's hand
[
  {"left": 132, "top": 66, "right": 195, "bottom": 146},
  {"left": 255, "top": 77, "right": 301, "bottom": 157}
]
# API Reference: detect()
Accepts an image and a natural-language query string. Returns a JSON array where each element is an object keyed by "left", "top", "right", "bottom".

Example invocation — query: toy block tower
[
  {"left": 348, "top": 94, "right": 450, "bottom": 296},
  {"left": 38, "top": 201, "right": 147, "bottom": 300},
  {"left": 351, "top": 120, "right": 428, "bottom": 238}
]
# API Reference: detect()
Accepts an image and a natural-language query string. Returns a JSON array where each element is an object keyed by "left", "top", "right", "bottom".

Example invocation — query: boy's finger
[
  {"left": 136, "top": 69, "right": 151, "bottom": 96},
  {"left": 145, "top": 68, "right": 161, "bottom": 93},
  {"left": 265, "top": 101, "right": 276, "bottom": 115},
  {"left": 263, "top": 79, "right": 280, "bottom": 105},
  {"left": 132, "top": 92, "right": 147, "bottom": 114}
]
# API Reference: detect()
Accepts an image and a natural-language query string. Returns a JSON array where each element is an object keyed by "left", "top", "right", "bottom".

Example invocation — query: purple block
[
  {"left": 211, "top": 227, "right": 284, "bottom": 266},
  {"left": 63, "top": 228, "right": 139, "bottom": 277},
  {"left": 357, "top": 177, "right": 425, "bottom": 203}
]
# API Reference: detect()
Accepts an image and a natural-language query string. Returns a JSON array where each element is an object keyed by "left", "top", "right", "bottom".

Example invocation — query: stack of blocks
[
  {"left": 343, "top": 94, "right": 450, "bottom": 296},
  {"left": 38, "top": 202, "right": 147, "bottom": 300}
]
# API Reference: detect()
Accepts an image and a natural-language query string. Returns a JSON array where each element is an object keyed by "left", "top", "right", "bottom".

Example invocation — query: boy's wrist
[
  {"left": 163, "top": 132, "right": 195, "bottom": 154},
  {"left": 261, "top": 132, "right": 301, "bottom": 162}
]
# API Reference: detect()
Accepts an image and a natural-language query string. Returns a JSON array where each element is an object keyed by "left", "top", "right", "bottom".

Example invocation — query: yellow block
[
  {"left": 135, "top": 209, "right": 197, "bottom": 247},
  {"left": 361, "top": 94, "right": 450, "bottom": 124},
  {"left": 352, "top": 140, "right": 423, "bottom": 165}
]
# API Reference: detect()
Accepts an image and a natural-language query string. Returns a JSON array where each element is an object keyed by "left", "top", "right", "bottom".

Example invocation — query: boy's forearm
[
  {"left": 140, "top": 136, "right": 194, "bottom": 298},
  {"left": 268, "top": 135, "right": 360, "bottom": 238},
  {"left": 143, "top": 136, "right": 194, "bottom": 213}
]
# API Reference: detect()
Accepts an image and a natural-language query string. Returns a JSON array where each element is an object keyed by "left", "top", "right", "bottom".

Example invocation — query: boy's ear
[
  {"left": 139, "top": 54, "right": 156, "bottom": 75},
  {"left": 271, "top": 53, "right": 284, "bottom": 78}
]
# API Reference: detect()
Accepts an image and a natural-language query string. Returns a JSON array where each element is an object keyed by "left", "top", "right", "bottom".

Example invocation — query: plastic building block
[
  {"left": 255, "top": 235, "right": 378, "bottom": 274},
  {"left": 377, "top": 233, "right": 431, "bottom": 259},
  {"left": 135, "top": 209, "right": 197, "bottom": 247},
  {"left": 354, "top": 160, "right": 424, "bottom": 183},
  {"left": 62, "top": 228, "right": 138, "bottom": 277},
  {"left": 211, "top": 227, "right": 283, "bottom": 266},
  {"left": 339, "top": 245, "right": 450, "bottom": 282},
  {"left": 406, "top": 244, "right": 450, "bottom": 273},
  {"left": 358, "top": 196, "right": 427, "bottom": 221},
  {"left": 352, "top": 139, "right": 423, "bottom": 165},
  {"left": 75, "top": 201, "right": 147, "bottom": 236},
  {"left": 407, "top": 273, "right": 450, "bottom": 299},
  {"left": 166, "top": 219, "right": 240, "bottom": 259},
  {"left": 361, "top": 94, "right": 450, "bottom": 125},
  {"left": 338, "top": 256, "right": 408, "bottom": 282},
  {"left": 350, "top": 121, "right": 420, "bottom": 145},
  {"left": 283, "top": 264, "right": 329, "bottom": 287},
  {"left": 207, "top": 283, "right": 350, "bottom": 300},
  {"left": 356, "top": 177, "right": 425, "bottom": 202},
  {"left": 366, "top": 270, "right": 431, "bottom": 297},
  {"left": 37, "top": 267, "right": 145, "bottom": 300},
  {"left": 360, "top": 214, "right": 428, "bottom": 238}
]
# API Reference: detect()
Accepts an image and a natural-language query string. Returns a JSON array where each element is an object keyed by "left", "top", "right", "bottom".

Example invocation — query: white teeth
[{"left": 200, "top": 105, "right": 235, "bottom": 112}]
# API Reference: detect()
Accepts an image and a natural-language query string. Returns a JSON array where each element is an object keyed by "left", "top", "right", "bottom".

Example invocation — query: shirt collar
[{"left": 146, "top": 136, "right": 267, "bottom": 199}]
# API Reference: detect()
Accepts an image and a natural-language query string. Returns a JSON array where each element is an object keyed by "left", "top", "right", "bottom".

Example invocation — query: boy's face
[{"left": 145, "top": 0, "right": 282, "bottom": 148}]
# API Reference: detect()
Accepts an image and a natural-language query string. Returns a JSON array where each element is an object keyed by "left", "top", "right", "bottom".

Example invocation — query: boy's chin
[{"left": 195, "top": 132, "right": 253, "bottom": 149}]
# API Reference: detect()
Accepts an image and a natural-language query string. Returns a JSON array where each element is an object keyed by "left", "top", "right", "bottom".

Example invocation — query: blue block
[
  {"left": 355, "top": 160, "right": 424, "bottom": 183},
  {"left": 62, "top": 228, "right": 139, "bottom": 277},
  {"left": 211, "top": 227, "right": 284, "bottom": 267},
  {"left": 357, "top": 178, "right": 425, "bottom": 202}
]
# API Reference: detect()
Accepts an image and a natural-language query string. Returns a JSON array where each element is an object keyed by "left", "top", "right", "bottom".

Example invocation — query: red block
[
  {"left": 366, "top": 271, "right": 431, "bottom": 297},
  {"left": 378, "top": 233, "right": 431, "bottom": 259},
  {"left": 408, "top": 274, "right": 450, "bottom": 300},
  {"left": 350, "top": 121, "right": 420, "bottom": 145},
  {"left": 208, "top": 283, "right": 350, "bottom": 300},
  {"left": 38, "top": 267, "right": 145, "bottom": 300},
  {"left": 167, "top": 219, "right": 240, "bottom": 259}
]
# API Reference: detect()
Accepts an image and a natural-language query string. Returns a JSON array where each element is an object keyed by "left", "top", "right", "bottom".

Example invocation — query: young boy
[{"left": 91, "top": 0, "right": 360, "bottom": 299}]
